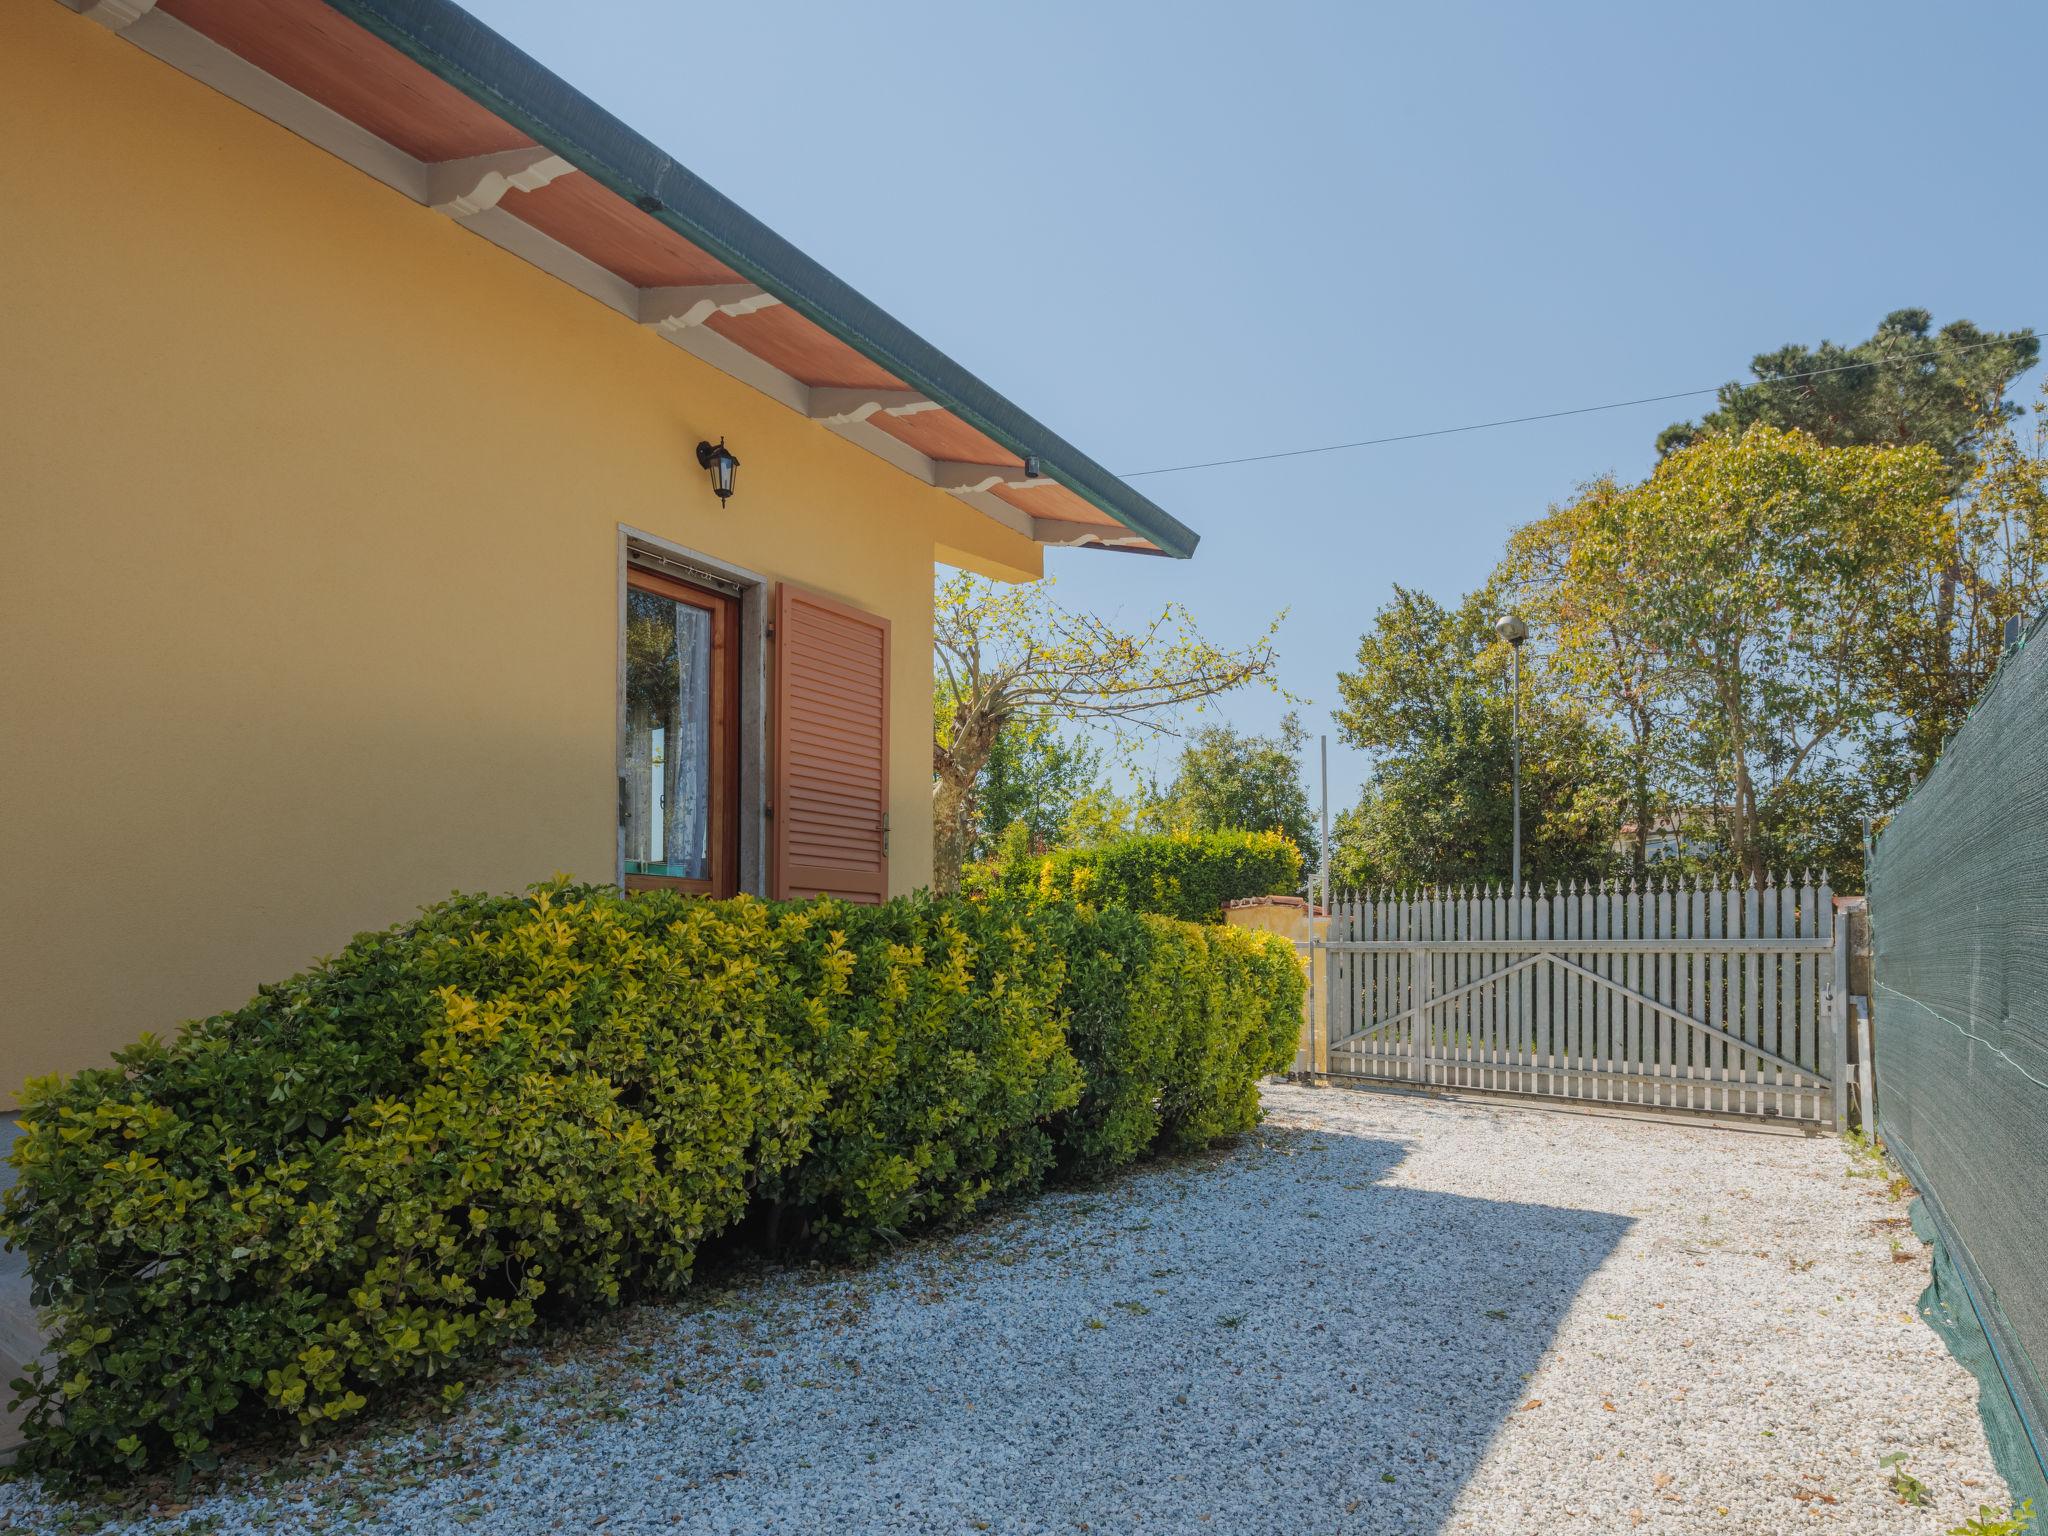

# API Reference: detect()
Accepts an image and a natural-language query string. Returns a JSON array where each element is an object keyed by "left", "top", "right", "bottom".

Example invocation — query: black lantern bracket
[{"left": 696, "top": 438, "right": 740, "bottom": 506}]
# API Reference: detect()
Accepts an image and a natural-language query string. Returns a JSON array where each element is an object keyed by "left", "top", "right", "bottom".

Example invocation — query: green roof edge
[{"left": 314, "top": 0, "right": 1199, "bottom": 560}]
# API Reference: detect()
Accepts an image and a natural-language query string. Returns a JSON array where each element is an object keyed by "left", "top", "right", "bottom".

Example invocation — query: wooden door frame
[
  {"left": 621, "top": 564, "right": 742, "bottom": 898},
  {"left": 615, "top": 530, "right": 769, "bottom": 896}
]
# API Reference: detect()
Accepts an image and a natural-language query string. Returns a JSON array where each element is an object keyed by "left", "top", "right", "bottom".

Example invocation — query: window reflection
[{"left": 623, "top": 588, "right": 712, "bottom": 880}]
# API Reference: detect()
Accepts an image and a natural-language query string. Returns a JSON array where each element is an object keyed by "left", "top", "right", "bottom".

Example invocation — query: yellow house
[{"left": 0, "top": 0, "right": 1199, "bottom": 1101}]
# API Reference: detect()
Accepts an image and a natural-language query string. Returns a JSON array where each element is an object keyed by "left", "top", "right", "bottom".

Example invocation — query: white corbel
[
  {"left": 637, "top": 284, "right": 781, "bottom": 335},
  {"left": 425, "top": 147, "right": 577, "bottom": 219},
  {"left": 1033, "top": 519, "right": 1155, "bottom": 550},
  {"left": 807, "top": 388, "right": 941, "bottom": 427},
  {"left": 932, "top": 461, "right": 1058, "bottom": 496},
  {"left": 73, "top": 0, "right": 156, "bottom": 30}
]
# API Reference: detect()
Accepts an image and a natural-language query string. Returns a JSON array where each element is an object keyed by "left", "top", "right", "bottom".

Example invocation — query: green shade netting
[{"left": 1871, "top": 605, "right": 2048, "bottom": 1514}]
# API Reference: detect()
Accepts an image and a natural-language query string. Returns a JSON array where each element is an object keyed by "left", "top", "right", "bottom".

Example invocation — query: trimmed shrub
[
  {"left": 1043, "top": 907, "right": 1304, "bottom": 1180},
  {"left": 1033, "top": 903, "right": 1177, "bottom": 1180},
  {"left": 1, "top": 881, "right": 1300, "bottom": 1481},
  {"left": 967, "top": 829, "right": 1302, "bottom": 924},
  {"left": 1144, "top": 916, "right": 1305, "bottom": 1151},
  {"left": 754, "top": 897, "right": 1081, "bottom": 1254},
  {"left": 1, "top": 886, "right": 844, "bottom": 1477}
]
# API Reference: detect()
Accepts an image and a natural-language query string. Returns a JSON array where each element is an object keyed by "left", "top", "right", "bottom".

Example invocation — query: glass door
[{"left": 622, "top": 566, "right": 739, "bottom": 895}]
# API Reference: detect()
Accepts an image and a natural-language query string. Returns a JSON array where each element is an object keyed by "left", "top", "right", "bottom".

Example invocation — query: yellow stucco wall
[{"left": 0, "top": 3, "right": 1043, "bottom": 1100}]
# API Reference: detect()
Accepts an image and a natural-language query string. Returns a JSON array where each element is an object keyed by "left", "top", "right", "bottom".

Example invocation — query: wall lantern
[{"left": 696, "top": 438, "right": 740, "bottom": 506}]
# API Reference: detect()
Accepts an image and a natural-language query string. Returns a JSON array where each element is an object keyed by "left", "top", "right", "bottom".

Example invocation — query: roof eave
[{"left": 314, "top": 0, "right": 1199, "bottom": 560}]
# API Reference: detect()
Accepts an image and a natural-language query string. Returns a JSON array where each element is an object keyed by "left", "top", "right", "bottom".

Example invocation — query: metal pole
[
  {"left": 1510, "top": 642, "right": 1522, "bottom": 894},
  {"left": 1317, "top": 734, "right": 1330, "bottom": 1078},
  {"left": 1495, "top": 614, "right": 1528, "bottom": 893},
  {"left": 1319, "top": 734, "right": 1331, "bottom": 919}
]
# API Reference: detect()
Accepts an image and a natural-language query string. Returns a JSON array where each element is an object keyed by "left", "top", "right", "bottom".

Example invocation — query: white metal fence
[{"left": 1315, "top": 877, "right": 1845, "bottom": 1127}]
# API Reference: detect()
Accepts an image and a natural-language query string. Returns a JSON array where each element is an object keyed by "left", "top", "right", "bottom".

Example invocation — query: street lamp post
[{"left": 1494, "top": 615, "right": 1530, "bottom": 892}]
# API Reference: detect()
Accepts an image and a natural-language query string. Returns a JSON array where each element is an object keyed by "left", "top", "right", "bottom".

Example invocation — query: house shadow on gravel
[
  {"left": 928, "top": 1122, "right": 1637, "bottom": 1536},
  {"left": 526, "top": 1115, "right": 1638, "bottom": 1536}
]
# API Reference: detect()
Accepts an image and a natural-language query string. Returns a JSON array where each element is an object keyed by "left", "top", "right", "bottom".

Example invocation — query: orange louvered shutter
[{"left": 772, "top": 584, "right": 891, "bottom": 902}]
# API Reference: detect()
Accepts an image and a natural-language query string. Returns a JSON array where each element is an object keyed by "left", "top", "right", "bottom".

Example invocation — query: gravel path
[{"left": 0, "top": 1084, "right": 2006, "bottom": 1534}]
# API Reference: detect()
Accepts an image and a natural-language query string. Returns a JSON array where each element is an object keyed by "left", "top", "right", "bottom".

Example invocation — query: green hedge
[
  {"left": 1, "top": 882, "right": 1301, "bottom": 1480},
  {"left": 1039, "top": 903, "right": 1305, "bottom": 1181},
  {"left": 966, "top": 828, "right": 1303, "bottom": 924}
]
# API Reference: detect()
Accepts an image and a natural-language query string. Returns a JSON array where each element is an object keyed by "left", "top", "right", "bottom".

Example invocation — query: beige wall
[
  {"left": 0, "top": 4, "right": 1042, "bottom": 1099},
  {"left": 1222, "top": 900, "right": 1328, "bottom": 1075}
]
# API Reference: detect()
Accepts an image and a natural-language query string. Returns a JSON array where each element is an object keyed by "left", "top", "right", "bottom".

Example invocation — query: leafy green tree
[
  {"left": 1058, "top": 782, "right": 1150, "bottom": 849},
  {"left": 1504, "top": 477, "right": 1680, "bottom": 877},
  {"left": 1152, "top": 712, "right": 1318, "bottom": 861},
  {"left": 1873, "top": 377, "right": 2048, "bottom": 772},
  {"left": 968, "top": 713, "right": 1107, "bottom": 860},
  {"left": 1567, "top": 425, "right": 1949, "bottom": 882},
  {"left": 931, "top": 572, "right": 1285, "bottom": 893},
  {"left": 1658, "top": 312, "right": 2042, "bottom": 777},
  {"left": 1612, "top": 771, "right": 1875, "bottom": 891},
  {"left": 1510, "top": 386, "right": 2042, "bottom": 887},
  {"left": 1751, "top": 767, "right": 1873, "bottom": 888},
  {"left": 1331, "top": 586, "right": 1625, "bottom": 890},
  {"left": 1336, "top": 318, "right": 2037, "bottom": 894},
  {"left": 1657, "top": 309, "right": 2037, "bottom": 471}
]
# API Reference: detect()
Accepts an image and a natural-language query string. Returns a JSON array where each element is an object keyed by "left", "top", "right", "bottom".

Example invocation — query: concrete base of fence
[{"left": 1222, "top": 896, "right": 1328, "bottom": 1076}]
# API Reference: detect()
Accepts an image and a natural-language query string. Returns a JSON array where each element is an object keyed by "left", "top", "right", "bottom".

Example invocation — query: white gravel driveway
[{"left": 0, "top": 1083, "right": 2005, "bottom": 1534}]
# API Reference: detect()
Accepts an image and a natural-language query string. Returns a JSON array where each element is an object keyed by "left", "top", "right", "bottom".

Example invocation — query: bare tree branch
[{"left": 930, "top": 571, "right": 1289, "bottom": 892}]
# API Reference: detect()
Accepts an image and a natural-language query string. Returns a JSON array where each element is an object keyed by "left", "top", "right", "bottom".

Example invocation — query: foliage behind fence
[{"left": 965, "top": 828, "right": 1303, "bottom": 924}]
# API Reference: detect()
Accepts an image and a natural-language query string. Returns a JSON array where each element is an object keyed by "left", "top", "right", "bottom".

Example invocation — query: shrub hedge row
[
  {"left": 1, "top": 882, "right": 1301, "bottom": 1480},
  {"left": 966, "top": 828, "right": 1303, "bottom": 924}
]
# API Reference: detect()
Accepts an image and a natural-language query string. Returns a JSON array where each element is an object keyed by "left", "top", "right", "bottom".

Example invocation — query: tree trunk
[
  {"left": 1630, "top": 705, "right": 1652, "bottom": 878},
  {"left": 1631, "top": 774, "right": 1650, "bottom": 876},
  {"left": 1716, "top": 650, "right": 1764, "bottom": 886},
  {"left": 931, "top": 710, "right": 1002, "bottom": 894},
  {"left": 1932, "top": 554, "right": 1961, "bottom": 746},
  {"left": 931, "top": 766, "right": 978, "bottom": 895},
  {"left": 1731, "top": 759, "right": 1764, "bottom": 886}
]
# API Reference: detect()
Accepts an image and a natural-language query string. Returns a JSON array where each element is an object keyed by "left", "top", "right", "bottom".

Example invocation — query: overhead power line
[{"left": 1117, "top": 332, "right": 2039, "bottom": 479}]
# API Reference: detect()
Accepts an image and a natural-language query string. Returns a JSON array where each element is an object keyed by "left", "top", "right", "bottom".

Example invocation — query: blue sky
[{"left": 467, "top": 0, "right": 2046, "bottom": 814}]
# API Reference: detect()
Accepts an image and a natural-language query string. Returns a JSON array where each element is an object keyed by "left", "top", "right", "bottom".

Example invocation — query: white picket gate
[{"left": 1315, "top": 877, "right": 1845, "bottom": 1127}]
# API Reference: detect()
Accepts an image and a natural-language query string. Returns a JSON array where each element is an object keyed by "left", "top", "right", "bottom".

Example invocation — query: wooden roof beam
[
  {"left": 72, "top": 0, "right": 156, "bottom": 32},
  {"left": 637, "top": 284, "right": 781, "bottom": 336},
  {"left": 1033, "top": 519, "right": 1157, "bottom": 550},
  {"left": 933, "top": 462, "right": 1057, "bottom": 496},
  {"left": 425, "top": 147, "right": 577, "bottom": 218},
  {"left": 807, "top": 388, "right": 941, "bottom": 428}
]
